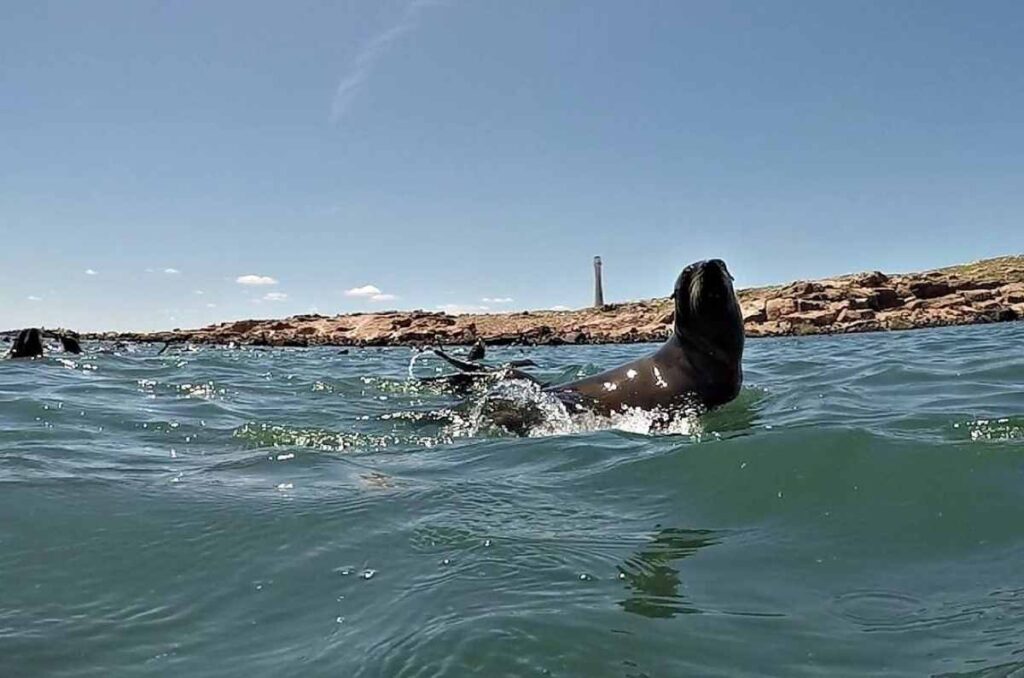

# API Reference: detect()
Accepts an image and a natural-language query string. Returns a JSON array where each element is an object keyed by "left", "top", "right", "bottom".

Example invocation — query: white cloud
[
  {"left": 437, "top": 303, "right": 489, "bottom": 315},
  {"left": 85, "top": 269, "right": 98, "bottom": 276},
  {"left": 194, "top": 290, "right": 205, "bottom": 295},
  {"left": 164, "top": 268, "right": 180, "bottom": 274},
  {"left": 27, "top": 295, "right": 42, "bottom": 301},
  {"left": 236, "top": 274, "right": 278, "bottom": 286},
  {"left": 345, "top": 284, "right": 382, "bottom": 297},
  {"left": 482, "top": 297, "right": 513, "bottom": 303},
  {"left": 206, "top": 303, "right": 217, "bottom": 308},
  {"left": 263, "top": 292, "right": 288, "bottom": 302},
  {"left": 346, "top": 284, "right": 400, "bottom": 302},
  {"left": 331, "top": 0, "right": 451, "bottom": 122},
  {"left": 551, "top": 305, "right": 571, "bottom": 311}
]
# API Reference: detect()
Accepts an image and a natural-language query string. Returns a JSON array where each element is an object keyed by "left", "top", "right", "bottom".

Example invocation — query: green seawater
[{"left": 1, "top": 323, "right": 1023, "bottom": 677}]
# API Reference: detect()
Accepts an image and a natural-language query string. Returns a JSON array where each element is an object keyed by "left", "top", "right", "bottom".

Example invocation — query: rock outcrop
[{"left": 81, "top": 255, "right": 1024, "bottom": 347}]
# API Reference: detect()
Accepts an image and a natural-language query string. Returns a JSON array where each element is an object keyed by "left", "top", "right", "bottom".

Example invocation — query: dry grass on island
[{"left": 85, "top": 255, "right": 1024, "bottom": 348}]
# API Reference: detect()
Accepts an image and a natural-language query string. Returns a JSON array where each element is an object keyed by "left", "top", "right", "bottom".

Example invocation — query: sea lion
[
  {"left": 9, "top": 328, "right": 45, "bottom": 359},
  {"left": 466, "top": 338, "right": 486, "bottom": 361},
  {"left": 58, "top": 333, "right": 82, "bottom": 354},
  {"left": 421, "top": 259, "right": 742, "bottom": 433},
  {"left": 545, "top": 258, "right": 743, "bottom": 415}
]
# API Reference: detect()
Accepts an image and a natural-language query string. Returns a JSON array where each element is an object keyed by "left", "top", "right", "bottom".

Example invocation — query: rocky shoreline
[{"left": 82, "top": 256, "right": 1024, "bottom": 348}]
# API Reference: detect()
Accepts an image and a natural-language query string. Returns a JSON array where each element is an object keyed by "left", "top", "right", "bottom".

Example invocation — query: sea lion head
[{"left": 672, "top": 259, "right": 744, "bottom": 363}]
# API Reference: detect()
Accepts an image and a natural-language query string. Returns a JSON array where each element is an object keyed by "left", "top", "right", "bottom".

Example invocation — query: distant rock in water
[{"left": 82, "top": 255, "right": 1024, "bottom": 347}]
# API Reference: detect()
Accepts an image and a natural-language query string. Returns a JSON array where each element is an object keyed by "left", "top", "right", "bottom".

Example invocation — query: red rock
[
  {"left": 765, "top": 298, "right": 797, "bottom": 320},
  {"left": 961, "top": 289, "right": 994, "bottom": 302},
  {"left": 929, "top": 294, "right": 966, "bottom": 309},
  {"left": 854, "top": 271, "right": 890, "bottom": 288},
  {"left": 884, "top": 316, "right": 915, "bottom": 331},
  {"left": 1000, "top": 283, "right": 1024, "bottom": 304},
  {"left": 909, "top": 280, "right": 953, "bottom": 299},
  {"left": 79, "top": 255, "right": 1024, "bottom": 346},
  {"left": 788, "top": 310, "right": 838, "bottom": 327},
  {"left": 837, "top": 308, "right": 875, "bottom": 322},
  {"left": 866, "top": 288, "right": 901, "bottom": 311},
  {"left": 786, "top": 282, "right": 820, "bottom": 296},
  {"left": 949, "top": 278, "right": 1003, "bottom": 291},
  {"left": 795, "top": 299, "right": 826, "bottom": 312},
  {"left": 228, "top": 320, "right": 262, "bottom": 333},
  {"left": 742, "top": 302, "right": 767, "bottom": 323},
  {"left": 843, "top": 320, "right": 882, "bottom": 333}
]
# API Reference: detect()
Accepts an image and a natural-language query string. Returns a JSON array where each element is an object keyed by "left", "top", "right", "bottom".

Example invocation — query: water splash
[{"left": 439, "top": 378, "right": 705, "bottom": 439}]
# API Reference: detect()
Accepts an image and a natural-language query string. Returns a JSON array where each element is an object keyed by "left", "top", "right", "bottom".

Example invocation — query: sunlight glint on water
[{"left": 1, "top": 323, "right": 1023, "bottom": 677}]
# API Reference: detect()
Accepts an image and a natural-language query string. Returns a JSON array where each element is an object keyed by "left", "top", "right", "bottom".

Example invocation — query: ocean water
[{"left": 2, "top": 323, "right": 1024, "bottom": 677}]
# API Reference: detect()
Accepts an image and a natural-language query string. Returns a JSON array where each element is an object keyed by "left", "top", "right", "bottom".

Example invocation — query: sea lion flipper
[{"left": 431, "top": 346, "right": 486, "bottom": 373}]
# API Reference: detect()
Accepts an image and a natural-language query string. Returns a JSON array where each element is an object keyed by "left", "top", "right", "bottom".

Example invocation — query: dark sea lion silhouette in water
[
  {"left": 545, "top": 258, "right": 744, "bottom": 415},
  {"left": 9, "top": 328, "right": 45, "bottom": 359},
  {"left": 6, "top": 328, "right": 83, "bottom": 359},
  {"left": 58, "top": 333, "right": 82, "bottom": 354},
  {"left": 466, "top": 338, "right": 486, "bottom": 362}
]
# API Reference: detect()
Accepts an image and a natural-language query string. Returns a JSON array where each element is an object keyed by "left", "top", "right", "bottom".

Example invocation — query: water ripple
[{"left": 2, "top": 323, "right": 1024, "bottom": 676}]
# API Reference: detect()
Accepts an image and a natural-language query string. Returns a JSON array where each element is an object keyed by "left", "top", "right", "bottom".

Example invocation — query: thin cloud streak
[
  {"left": 236, "top": 274, "right": 278, "bottom": 286},
  {"left": 437, "top": 303, "right": 489, "bottom": 315},
  {"left": 331, "top": 0, "right": 452, "bottom": 122}
]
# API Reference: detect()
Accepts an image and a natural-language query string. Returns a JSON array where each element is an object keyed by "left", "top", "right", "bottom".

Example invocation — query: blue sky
[{"left": 2, "top": 0, "right": 1022, "bottom": 332}]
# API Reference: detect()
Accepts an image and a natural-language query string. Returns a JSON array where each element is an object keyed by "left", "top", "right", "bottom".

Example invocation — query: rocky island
[{"left": 83, "top": 255, "right": 1024, "bottom": 348}]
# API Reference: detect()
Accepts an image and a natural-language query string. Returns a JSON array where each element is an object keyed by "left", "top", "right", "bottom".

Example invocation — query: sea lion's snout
[
  {"left": 672, "top": 258, "right": 741, "bottom": 333},
  {"left": 707, "top": 259, "right": 733, "bottom": 281},
  {"left": 684, "top": 259, "right": 733, "bottom": 306}
]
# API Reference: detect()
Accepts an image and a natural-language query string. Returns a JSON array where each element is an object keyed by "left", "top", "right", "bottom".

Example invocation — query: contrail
[{"left": 331, "top": 0, "right": 452, "bottom": 123}]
